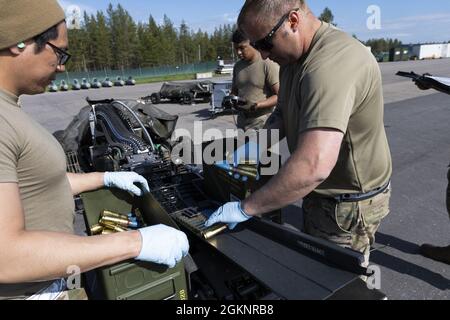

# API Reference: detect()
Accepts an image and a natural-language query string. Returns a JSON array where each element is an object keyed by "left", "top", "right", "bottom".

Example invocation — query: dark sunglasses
[
  {"left": 47, "top": 42, "right": 71, "bottom": 66},
  {"left": 251, "top": 8, "right": 300, "bottom": 52}
]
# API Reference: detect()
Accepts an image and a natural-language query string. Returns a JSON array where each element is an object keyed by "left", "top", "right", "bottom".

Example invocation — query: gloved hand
[
  {"left": 204, "top": 202, "right": 252, "bottom": 230},
  {"left": 214, "top": 142, "right": 261, "bottom": 182},
  {"left": 136, "top": 224, "right": 189, "bottom": 268},
  {"left": 414, "top": 78, "right": 432, "bottom": 91},
  {"left": 104, "top": 172, "right": 150, "bottom": 197}
]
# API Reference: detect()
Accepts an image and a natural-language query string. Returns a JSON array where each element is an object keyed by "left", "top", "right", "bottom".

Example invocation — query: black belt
[{"left": 333, "top": 181, "right": 391, "bottom": 203}]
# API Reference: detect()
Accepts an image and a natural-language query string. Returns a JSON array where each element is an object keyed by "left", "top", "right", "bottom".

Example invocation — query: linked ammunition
[
  {"left": 202, "top": 225, "right": 228, "bottom": 240},
  {"left": 101, "top": 229, "right": 114, "bottom": 235},
  {"left": 90, "top": 224, "right": 104, "bottom": 235}
]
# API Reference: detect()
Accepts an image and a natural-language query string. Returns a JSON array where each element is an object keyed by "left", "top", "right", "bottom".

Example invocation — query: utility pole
[{"left": 198, "top": 44, "right": 201, "bottom": 62}]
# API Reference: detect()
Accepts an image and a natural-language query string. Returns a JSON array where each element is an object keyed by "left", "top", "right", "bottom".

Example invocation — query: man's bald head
[{"left": 238, "top": 0, "right": 307, "bottom": 30}]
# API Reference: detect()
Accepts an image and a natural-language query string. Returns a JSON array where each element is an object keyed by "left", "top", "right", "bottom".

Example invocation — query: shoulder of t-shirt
[
  {"left": 320, "top": 27, "right": 373, "bottom": 62},
  {"left": 304, "top": 27, "right": 377, "bottom": 81},
  {"left": 0, "top": 110, "right": 26, "bottom": 147}
]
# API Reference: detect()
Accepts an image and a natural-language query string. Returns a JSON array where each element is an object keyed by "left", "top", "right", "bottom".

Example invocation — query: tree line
[
  {"left": 67, "top": 4, "right": 235, "bottom": 72},
  {"left": 67, "top": 4, "right": 414, "bottom": 72}
]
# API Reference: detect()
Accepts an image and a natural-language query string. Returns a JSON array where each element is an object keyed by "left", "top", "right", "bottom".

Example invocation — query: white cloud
[{"left": 344, "top": 12, "right": 450, "bottom": 43}]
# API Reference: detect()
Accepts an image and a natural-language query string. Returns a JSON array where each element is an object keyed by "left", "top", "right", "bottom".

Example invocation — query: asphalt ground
[{"left": 19, "top": 59, "right": 450, "bottom": 300}]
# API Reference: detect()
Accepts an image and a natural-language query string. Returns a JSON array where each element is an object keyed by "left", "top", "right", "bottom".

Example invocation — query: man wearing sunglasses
[
  {"left": 0, "top": 0, "right": 188, "bottom": 300},
  {"left": 206, "top": 0, "right": 392, "bottom": 266},
  {"left": 230, "top": 29, "right": 280, "bottom": 131}
]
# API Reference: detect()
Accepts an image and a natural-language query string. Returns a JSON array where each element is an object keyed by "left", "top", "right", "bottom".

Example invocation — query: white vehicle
[
  {"left": 72, "top": 79, "right": 81, "bottom": 90},
  {"left": 209, "top": 80, "right": 233, "bottom": 117},
  {"left": 81, "top": 78, "right": 91, "bottom": 90},
  {"left": 215, "top": 59, "right": 234, "bottom": 75},
  {"left": 114, "top": 76, "right": 125, "bottom": 87},
  {"left": 411, "top": 43, "right": 448, "bottom": 60},
  {"left": 48, "top": 81, "right": 58, "bottom": 92},
  {"left": 102, "top": 77, "right": 113, "bottom": 88},
  {"left": 59, "top": 80, "right": 69, "bottom": 91}
]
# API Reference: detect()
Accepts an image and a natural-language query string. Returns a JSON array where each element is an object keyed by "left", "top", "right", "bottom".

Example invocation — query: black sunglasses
[
  {"left": 47, "top": 42, "right": 71, "bottom": 66},
  {"left": 251, "top": 8, "right": 300, "bottom": 52}
]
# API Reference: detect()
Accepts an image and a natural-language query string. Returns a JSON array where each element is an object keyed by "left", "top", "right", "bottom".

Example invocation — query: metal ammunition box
[
  {"left": 202, "top": 138, "right": 283, "bottom": 224},
  {"left": 81, "top": 189, "right": 188, "bottom": 300}
]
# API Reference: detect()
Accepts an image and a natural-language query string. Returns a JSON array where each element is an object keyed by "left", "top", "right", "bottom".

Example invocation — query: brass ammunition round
[
  {"left": 232, "top": 168, "right": 258, "bottom": 178},
  {"left": 99, "top": 219, "right": 128, "bottom": 232},
  {"left": 101, "top": 229, "right": 114, "bottom": 235},
  {"left": 102, "top": 210, "right": 129, "bottom": 221},
  {"left": 100, "top": 215, "right": 130, "bottom": 228},
  {"left": 202, "top": 225, "right": 228, "bottom": 240},
  {"left": 90, "top": 224, "right": 104, "bottom": 235}
]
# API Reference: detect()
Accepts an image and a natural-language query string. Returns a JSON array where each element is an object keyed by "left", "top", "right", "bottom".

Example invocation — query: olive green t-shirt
[
  {"left": 0, "top": 88, "right": 75, "bottom": 299},
  {"left": 232, "top": 55, "right": 280, "bottom": 115},
  {"left": 278, "top": 22, "right": 392, "bottom": 196}
]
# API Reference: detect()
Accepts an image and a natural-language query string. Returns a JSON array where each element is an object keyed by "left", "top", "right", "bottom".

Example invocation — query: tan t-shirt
[
  {"left": 0, "top": 88, "right": 75, "bottom": 299},
  {"left": 232, "top": 55, "right": 280, "bottom": 116},
  {"left": 278, "top": 22, "right": 392, "bottom": 196}
]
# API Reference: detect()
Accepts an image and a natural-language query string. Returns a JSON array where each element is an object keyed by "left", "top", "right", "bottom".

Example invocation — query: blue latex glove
[
  {"left": 204, "top": 202, "right": 252, "bottom": 230},
  {"left": 136, "top": 224, "right": 189, "bottom": 268},
  {"left": 104, "top": 172, "right": 150, "bottom": 197}
]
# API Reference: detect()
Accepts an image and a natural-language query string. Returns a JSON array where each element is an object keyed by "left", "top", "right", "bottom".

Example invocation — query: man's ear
[
  {"left": 9, "top": 42, "right": 27, "bottom": 55},
  {"left": 288, "top": 11, "right": 301, "bottom": 31}
]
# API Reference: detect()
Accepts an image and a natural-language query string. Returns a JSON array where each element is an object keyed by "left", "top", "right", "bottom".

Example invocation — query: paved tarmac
[{"left": 20, "top": 59, "right": 450, "bottom": 300}]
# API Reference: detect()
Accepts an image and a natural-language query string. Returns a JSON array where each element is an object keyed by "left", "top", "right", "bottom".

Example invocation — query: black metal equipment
[
  {"left": 397, "top": 71, "right": 450, "bottom": 95},
  {"left": 59, "top": 98, "right": 386, "bottom": 300}
]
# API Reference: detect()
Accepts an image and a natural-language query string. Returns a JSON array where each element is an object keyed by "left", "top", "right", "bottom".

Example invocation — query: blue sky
[{"left": 59, "top": 0, "right": 450, "bottom": 44}]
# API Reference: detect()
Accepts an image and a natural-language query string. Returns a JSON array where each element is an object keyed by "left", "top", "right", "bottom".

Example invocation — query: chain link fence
[{"left": 56, "top": 61, "right": 217, "bottom": 83}]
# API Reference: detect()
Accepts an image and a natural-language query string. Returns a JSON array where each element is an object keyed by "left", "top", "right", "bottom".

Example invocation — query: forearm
[
  {"left": 0, "top": 230, "right": 141, "bottom": 284},
  {"left": 67, "top": 172, "right": 105, "bottom": 196},
  {"left": 256, "top": 95, "right": 278, "bottom": 110},
  {"left": 242, "top": 153, "right": 326, "bottom": 216}
]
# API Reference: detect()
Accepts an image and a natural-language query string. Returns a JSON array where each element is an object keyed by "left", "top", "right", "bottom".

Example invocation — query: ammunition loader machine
[{"left": 56, "top": 98, "right": 386, "bottom": 300}]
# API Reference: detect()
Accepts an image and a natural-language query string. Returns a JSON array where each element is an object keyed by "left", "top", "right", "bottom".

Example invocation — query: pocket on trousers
[
  {"left": 360, "top": 189, "right": 391, "bottom": 227},
  {"left": 335, "top": 201, "right": 358, "bottom": 234}
]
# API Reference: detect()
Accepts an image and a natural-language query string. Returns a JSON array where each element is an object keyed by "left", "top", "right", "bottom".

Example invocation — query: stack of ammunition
[
  {"left": 221, "top": 161, "right": 260, "bottom": 182},
  {"left": 90, "top": 210, "right": 141, "bottom": 235}
]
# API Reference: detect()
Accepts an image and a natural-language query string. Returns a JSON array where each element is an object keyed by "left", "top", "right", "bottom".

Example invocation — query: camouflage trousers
[
  {"left": 303, "top": 186, "right": 391, "bottom": 265},
  {"left": 237, "top": 113, "right": 270, "bottom": 131}
]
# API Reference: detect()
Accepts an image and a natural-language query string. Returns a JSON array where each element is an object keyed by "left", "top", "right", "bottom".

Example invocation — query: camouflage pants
[
  {"left": 237, "top": 113, "right": 270, "bottom": 131},
  {"left": 303, "top": 186, "right": 391, "bottom": 265}
]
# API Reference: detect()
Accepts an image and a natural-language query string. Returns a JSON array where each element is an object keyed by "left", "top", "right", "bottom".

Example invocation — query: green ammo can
[{"left": 81, "top": 189, "right": 188, "bottom": 300}]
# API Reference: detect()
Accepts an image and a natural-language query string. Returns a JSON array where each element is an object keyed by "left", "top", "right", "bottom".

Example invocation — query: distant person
[
  {"left": 0, "top": 0, "right": 188, "bottom": 299},
  {"left": 230, "top": 29, "right": 280, "bottom": 131},
  {"left": 415, "top": 78, "right": 450, "bottom": 265}
]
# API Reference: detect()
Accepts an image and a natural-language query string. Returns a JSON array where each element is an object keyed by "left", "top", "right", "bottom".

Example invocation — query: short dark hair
[
  {"left": 238, "top": 0, "right": 306, "bottom": 29},
  {"left": 33, "top": 25, "right": 59, "bottom": 53},
  {"left": 232, "top": 29, "right": 249, "bottom": 44}
]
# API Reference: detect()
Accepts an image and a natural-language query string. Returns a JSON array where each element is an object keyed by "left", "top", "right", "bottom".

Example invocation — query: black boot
[{"left": 420, "top": 244, "right": 450, "bottom": 265}]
